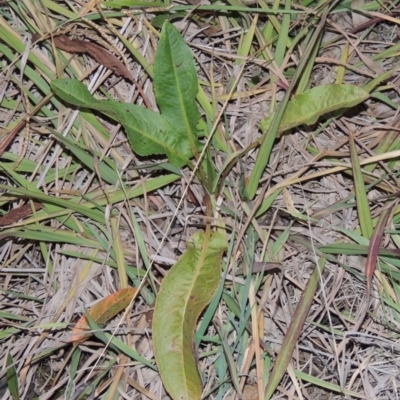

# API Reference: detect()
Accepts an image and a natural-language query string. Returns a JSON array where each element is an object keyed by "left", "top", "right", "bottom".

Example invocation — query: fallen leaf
[
  {"left": 153, "top": 231, "right": 227, "bottom": 400},
  {"left": 196, "top": 20, "right": 221, "bottom": 36},
  {"left": 71, "top": 287, "right": 137, "bottom": 343},
  {"left": 0, "top": 202, "right": 42, "bottom": 227},
  {"left": 52, "top": 35, "right": 134, "bottom": 82}
]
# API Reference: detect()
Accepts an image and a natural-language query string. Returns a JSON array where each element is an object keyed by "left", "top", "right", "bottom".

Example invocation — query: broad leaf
[
  {"left": 259, "top": 84, "right": 369, "bottom": 134},
  {"left": 153, "top": 231, "right": 227, "bottom": 400},
  {"left": 51, "top": 79, "right": 193, "bottom": 167},
  {"left": 154, "top": 22, "right": 201, "bottom": 155},
  {"left": 71, "top": 287, "right": 137, "bottom": 342}
]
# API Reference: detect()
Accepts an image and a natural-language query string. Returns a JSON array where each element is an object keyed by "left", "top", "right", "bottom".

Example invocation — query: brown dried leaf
[
  {"left": 53, "top": 35, "right": 133, "bottom": 82},
  {"left": 196, "top": 20, "right": 221, "bottom": 36},
  {"left": 0, "top": 202, "right": 42, "bottom": 227}
]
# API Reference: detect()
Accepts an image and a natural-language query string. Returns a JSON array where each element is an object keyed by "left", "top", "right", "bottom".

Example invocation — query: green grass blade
[
  {"left": 274, "top": 0, "right": 290, "bottom": 66},
  {"left": 349, "top": 134, "right": 373, "bottom": 239},
  {"left": 85, "top": 310, "right": 157, "bottom": 370},
  {"left": 244, "top": 8, "right": 330, "bottom": 199},
  {"left": 6, "top": 353, "right": 19, "bottom": 400},
  {"left": 264, "top": 257, "right": 326, "bottom": 400}
]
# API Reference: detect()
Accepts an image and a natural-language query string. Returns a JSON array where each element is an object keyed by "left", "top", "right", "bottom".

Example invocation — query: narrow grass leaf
[
  {"left": 259, "top": 84, "right": 369, "bottom": 135},
  {"left": 264, "top": 257, "right": 326, "bottom": 400},
  {"left": 215, "top": 323, "right": 243, "bottom": 398},
  {"left": 0, "top": 228, "right": 101, "bottom": 248},
  {"left": 222, "top": 292, "right": 241, "bottom": 319},
  {"left": 66, "top": 347, "right": 81, "bottom": 400},
  {"left": 101, "top": 0, "right": 168, "bottom": 9},
  {"left": 0, "top": 289, "right": 43, "bottom": 303},
  {"left": 273, "top": 0, "right": 290, "bottom": 66},
  {"left": 336, "top": 43, "right": 349, "bottom": 84},
  {"left": 110, "top": 216, "right": 128, "bottom": 289},
  {"left": 334, "top": 226, "right": 368, "bottom": 245},
  {"left": 365, "top": 201, "right": 395, "bottom": 295},
  {"left": 6, "top": 353, "right": 19, "bottom": 400},
  {"left": 349, "top": 134, "right": 373, "bottom": 239},
  {"left": 75, "top": 358, "right": 117, "bottom": 400},
  {"left": 371, "top": 91, "right": 399, "bottom": 110},
  {"left": 51, "top": 79, "right": 193, "bottom": 167},
  {"left": 0, "top": 328, "right": 19, "bottom": 341},
  {"left": 85, "top": 310, "right": 156, "bottom": 370},
  {"left": 0, "top": 23, "right": 55, "bottom": 79},
  {"left": 0, "top": 311, "right": 31, "bottom": 322},
  {"left": 129, "top": 208, "right": 157, "bottom": 295},
  {"left": 0, "top": 43, "right": 55, "bottom": 103},
  {"left": 86, "top": 174, "right": 179, "bottom": 207},
  {"left": 317, "top": 242, "right": 400, "bottom": 258},
  {"left": 50, "top": 130, "right": 119, "bottom": 185},
  {"left": 40, "top": 0, "right": 77, "bottom": 19},
  {"left": 0, "top": 182, "right": 105, "bottom": 224},
  {"left": 154, "top": 22, "right": 201, "bottom": 156},
  {"left": 362, "top": 66, "right": 397, "bottom": 94},
  {"left": 153, "top": 231, "right": 227, "bottom": 400},
  {"left": 296, "top": 30, "right": 322, "bottom": 94},
  {"left": 293, "top": 370, "right": 367, "bottom": 399},
  {"left": 244, "top": 9, "right": 330, "bottom": 200}
]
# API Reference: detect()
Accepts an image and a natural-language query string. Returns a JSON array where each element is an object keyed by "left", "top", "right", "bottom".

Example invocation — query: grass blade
[
  {"left": 264, "top": 257, "right": 326, "bottom": 400},
  {"left": 349, "top": 133, "right": 373, "bottom": 239},
  {"left": 6, "top": 353, "right": 19, "bottom": 400}
]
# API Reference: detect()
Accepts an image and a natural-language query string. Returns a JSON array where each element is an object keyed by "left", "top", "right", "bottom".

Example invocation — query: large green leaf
[
  {"left": 259, "top": 84, "right": 369, "bottom": 135},
  {"left": 51, "top": 79, "right": 193, "bottom": 167},
  {"left": 153, "top": 231, "right": 227, "bottom": 400},
  {"left": 154, "top": 22, "right": 201, "bottom": 156}
]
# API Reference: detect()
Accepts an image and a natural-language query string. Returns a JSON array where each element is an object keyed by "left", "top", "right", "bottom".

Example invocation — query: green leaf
[
  {"left": 293, "top": 369, "right": 367, "bottom": 398},
  {"left": 259, "top": 84, "right": 369, "bottom": 135},
  {"left": 101, "top": 0, "right": 169, "bottom": 9},
  {"left": 6, "top": 353, "right": 19, "bottom": 400},
  {"left": 0, "top": 311, "right": 31, "bottom": 322},
  {"left": 349, "top": 134, "right": 373, "bottom": 239},
  {"left": 154, "top": 22, "right": 201, "bottom": 155},
  {"left": 51, "top": 79, "right": 193, "bottom": 167},
  {"left": 0, "top": 227, "right": 101, "bottom": 248},
  {"left": 153, "top": 231, "right": 227, "bottom": 400},
  {"left": 66, "top": 348, "right": 81, "bottom": 400}
]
